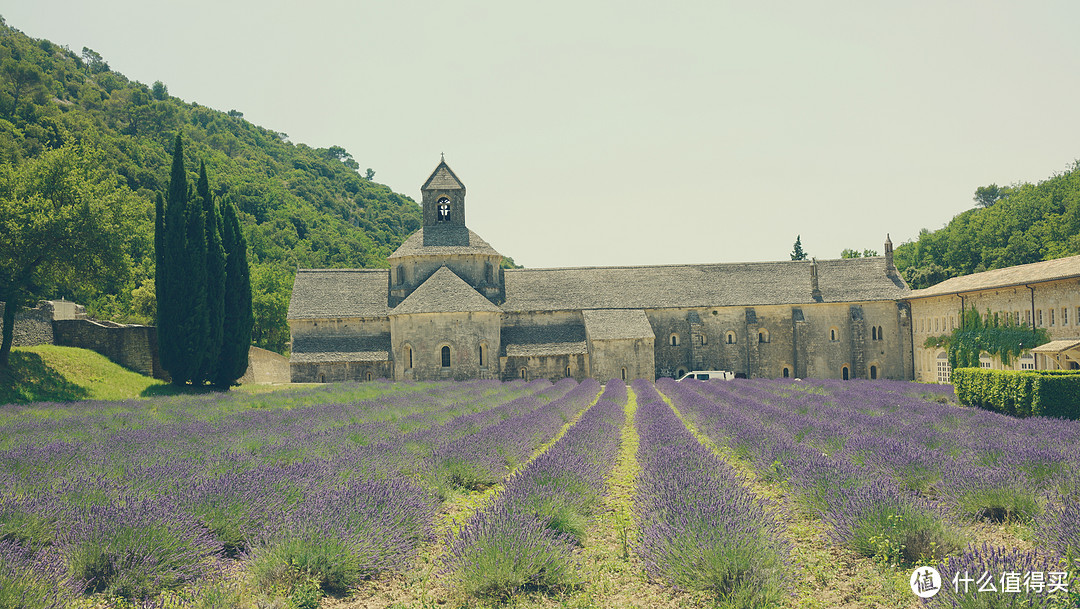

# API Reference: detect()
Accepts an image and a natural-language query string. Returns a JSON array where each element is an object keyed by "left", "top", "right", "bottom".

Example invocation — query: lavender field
[{"left": 0, "top": 378, "right": 1077, "bottom": 608}]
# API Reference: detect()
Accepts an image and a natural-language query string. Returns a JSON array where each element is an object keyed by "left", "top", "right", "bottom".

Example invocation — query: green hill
[
  {"left": 0, "top": 345, "right": 170, "bottom": 403},
  {"left": 0, "top": 16, "right": 421, "bottom": 353},
  {"left": 895, "top": 162, "right": 1080, "bottom": 289}
]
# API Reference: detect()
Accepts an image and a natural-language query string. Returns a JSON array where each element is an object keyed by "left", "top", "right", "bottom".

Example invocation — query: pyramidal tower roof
[
  {"left": 393, "top": 266, "right": 501, "bottom": 314},
  {"left": 422, "top": 157, "right": 465, "bottom": 192}
]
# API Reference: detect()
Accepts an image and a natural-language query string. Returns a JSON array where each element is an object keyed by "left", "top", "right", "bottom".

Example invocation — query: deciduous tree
[{"left": 0, "top": 144, "right": 136, "bottom": 366}]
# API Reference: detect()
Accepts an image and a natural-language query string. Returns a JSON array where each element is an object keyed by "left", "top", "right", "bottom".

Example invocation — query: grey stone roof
[
  {"left": 290, "top": 334, "right": 390, "bottom": 363},
  {"left": 393, "top": 267, "right": 502, "bottom": 315},
  {"left": 388, "top": 226, "right": 502, "bottom": 259},
  {"left": 583, "top": 309, "right": 655, "bottom": 341},
  {"left": 501, "top": 324, "right": 588, "bottom": 357},
  {"left": 908, "top": 255, "right": 1080, "bottom": 299},
  {"left": 288, "top": 269, "right": 389, "bottom": 319},
  {"left": 422, "top": 160, "right": 465, "bottom": 191},
  {"left": 502, "top": 257, "right": 909, "bottom": 312}
]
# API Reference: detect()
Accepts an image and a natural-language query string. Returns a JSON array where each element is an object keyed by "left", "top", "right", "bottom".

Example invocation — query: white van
[{"left": 676, "top": 370, "right": 735, "bottom": 381}]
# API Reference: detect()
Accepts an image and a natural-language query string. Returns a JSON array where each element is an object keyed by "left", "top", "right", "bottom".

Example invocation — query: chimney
[
  {"left": 884, "top": 234, "right": 897, "bottom": 278},
  {"left": 810, "top": 258, "right": 822, "bottom": 302}
]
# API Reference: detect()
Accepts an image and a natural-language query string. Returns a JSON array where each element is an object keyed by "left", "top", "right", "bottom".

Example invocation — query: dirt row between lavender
[
  {"left": 654, "top": 386, "right": 1038, "bottom": 609},
  {"left": 322, "top": 387, "right": 709, "bottom": 609}
]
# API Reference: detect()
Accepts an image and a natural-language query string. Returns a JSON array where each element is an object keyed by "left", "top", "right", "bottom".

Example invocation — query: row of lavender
[
  {"left": 672, "top": 378, "right": 1080, "bottom": 552},
  {"left": 443, "top": 380, "right": 625, "bottom": 594},
  {"left": 0, "top": 378, "right": 602, "bottom": 603},
  {"left": 659, "top": 378, "right": 1078, "bottom": 606},
  {"left": 632, "top": 380, "right": 792, "bottom": 605}
]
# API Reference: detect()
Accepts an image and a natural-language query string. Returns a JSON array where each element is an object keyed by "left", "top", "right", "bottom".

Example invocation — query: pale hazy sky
[{"left": 5, "top": 1, "right": 1080, "bottom": 268}]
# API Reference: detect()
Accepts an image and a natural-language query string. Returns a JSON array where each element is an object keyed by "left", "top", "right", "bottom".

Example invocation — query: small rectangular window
[{"left": 1050, "top": 309, "right": 1055, "bottom": 326}]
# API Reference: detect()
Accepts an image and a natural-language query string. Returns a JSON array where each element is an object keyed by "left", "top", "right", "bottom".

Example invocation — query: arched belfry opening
[
  {"left": 420, "top": 157, "right": 466, "bottom": 229},
  {"left": 437, "top": 196, "right": 451, "bottom": 222}
]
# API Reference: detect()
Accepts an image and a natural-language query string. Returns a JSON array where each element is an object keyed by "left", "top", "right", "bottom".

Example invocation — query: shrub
[
  {"left": 824, "top": 482, "right": 964, "bottom": 566},
  {"left": 930, "top": 543, "right": 1073, "bottom": 608},
  {"left": 58, "top": 496, "right": 221, "bottom": 600},
  {"left": 443, "top": 507, "right": 577, "bottom": 597},
  {"left": 0, "top": 540, "right": 80, "bottom": 609},
  {"left": 952, "top": 368, "right": 1080, "bottom": 419}
]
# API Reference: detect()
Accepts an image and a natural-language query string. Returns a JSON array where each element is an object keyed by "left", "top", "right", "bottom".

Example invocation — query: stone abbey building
[{"left": 287, "top": 160, "right": 917, "bottom": 382}]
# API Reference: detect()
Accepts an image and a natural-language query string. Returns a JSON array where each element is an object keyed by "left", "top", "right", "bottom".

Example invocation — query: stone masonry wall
[
  {"left": 53, "top": 319, "right": 165, "bottom": 379},
  {"left": 390, "top": 310, "right": 501, "bottom": 381},
  {"left": 0, "top": 302, "right": 54, "bottom": 347},
  {"left": 909, "top": 278, "right": 1080, "bottom": 381}
]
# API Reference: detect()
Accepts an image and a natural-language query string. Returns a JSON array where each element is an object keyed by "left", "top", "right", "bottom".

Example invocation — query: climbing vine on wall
[{"left": 924, "top": 307, "right": 1050, "bottom": 371}]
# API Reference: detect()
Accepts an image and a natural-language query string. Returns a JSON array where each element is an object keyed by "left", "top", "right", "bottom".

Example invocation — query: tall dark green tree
[
  {"left": 158, "top": 134, "right": 187, "bottom": 378},
  {"left": 790, "top": 235, "right": 807, "bottom": 260},
  {"left": 198, "top": 163, "right": 225, "bottom": 384},
  {"left": 214, "top": 198, "right": 253, "bottom": 387}
]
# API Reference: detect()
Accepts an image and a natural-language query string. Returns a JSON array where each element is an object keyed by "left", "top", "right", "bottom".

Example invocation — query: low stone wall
[
  {"left": 239, "top": 346, "right": 291, "bottom": 384},
  {"left": 53, "top": 319, "right": 166, "bottom": 379},
  {"left": 0, "top": 302, "right": 56, "bottom": 347}
]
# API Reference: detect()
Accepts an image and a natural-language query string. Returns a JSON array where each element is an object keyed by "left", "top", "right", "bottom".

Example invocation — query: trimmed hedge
[{"left": 952, "top": 368, "right": 1080, "bottom": 419}]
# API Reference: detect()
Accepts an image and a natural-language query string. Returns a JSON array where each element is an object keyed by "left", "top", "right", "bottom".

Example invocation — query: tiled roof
[
  {"left": 393, "top": 267, "right": 502, "bottom": 315},
  {"left": 290, "top": 334, "right": 390, "bottom": 363},
  {"left": 908, "top": 255, "right": 1080, "bottom": 299},
  {"left": 288, "top": 269, "right": 389, "bottom": 319},
  {"left": 388, "top": 226, "right": 501, "bottom": 259},
  {"left": 502, "top": 257, "right": 908, "bottom": 312},
  {"left": 1030, "top": 339, "right": 1080, "bottom": 354},
  {"left": 583, "top": 309, "right": 655, "bottom": 341},
  {"left": 422, "top": 160, "right": 465, "bottom": 191},
  {"left": 502, "top": 324, "right": 588, "bottom": 357}
]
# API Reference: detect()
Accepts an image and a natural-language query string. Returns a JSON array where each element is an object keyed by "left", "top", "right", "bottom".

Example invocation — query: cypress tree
[
  {"left": 215, "top": 198, "right": 253, "bottom": 387},
  {"left": 159, "top": 134, "right": 188, "bottom": 380},
  {"left": 198, "top": 163, "right": 225, "bottom": 384},
  {"left": 172, "top": 177, "right": 209, "bottom": 383}
]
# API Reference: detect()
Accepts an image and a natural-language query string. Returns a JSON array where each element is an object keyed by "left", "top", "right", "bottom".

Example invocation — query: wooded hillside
[
  {"left": 0, "top": 16, "right": 420, "bottom": 353},
  {"left": 895, "top": 163, "right": 1080, "bottom": 289}
]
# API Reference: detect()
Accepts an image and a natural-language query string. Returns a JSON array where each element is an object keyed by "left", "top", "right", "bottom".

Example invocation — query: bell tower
[{"left": 421, "top": 155, "right": 466, "bottom": 228}]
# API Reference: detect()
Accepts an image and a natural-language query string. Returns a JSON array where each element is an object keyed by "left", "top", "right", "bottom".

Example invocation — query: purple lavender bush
[
  {"left": 444, "top": 504, "right": 579, "bottom": 596},
  {"left": 0, "top": 540, "right": 81, "bottom": 609},
  {"left": 632, "top": 380, "right": 791, "bottom": 606},
  {"left": 57, "top": 494, "right": 221, "bottom": 600},
  {"left": 443, "top": 382, "right": 625, "bottom": 596},
  {"left": 928, "top": 543, "right": 1076, "bottom": 608},
  {"left": 247, "top": 478, "right": 437, "bottom": 594}
]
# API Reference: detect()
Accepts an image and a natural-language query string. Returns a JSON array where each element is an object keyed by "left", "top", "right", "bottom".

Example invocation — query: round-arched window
[
  {"left": 437, "top": 197, "right": 451, "bottom": 222},
  {"left": 441, "top": 345, "right": 451, "bottom": 368}
]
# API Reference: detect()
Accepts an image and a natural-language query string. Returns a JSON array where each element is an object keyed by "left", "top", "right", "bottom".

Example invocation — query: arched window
[
  {"left": 404, "top": 344, "right": 413, "bottom": 369},
  {"left": 782, "top": 367, "right": 790, "bottom": 378},
  {"left": 520, "top": 367, "right": 528, "bottom": 380},
  {"left": 936, "top": 352, "right": 951, "bottom": 383},
  {"left": 871, "top": 326, "right": 878, "bottom": 340},
  {"left": 670, "top": 333, "right": 680, "bottom": 347},
  {"left": 758, "top": 329, "right": 769, "bottom": 343},
  {"left": 437, "top": 197, "right": 451, "bottom": 222},
  {"left": 318, "top": 373, "right": 325, "bottom": 383},
  {"left": 701, "top": 334, "right": 707, "bottom": 345},
  {"left": 869, "top": 365, "right": 877, "bottom": 380},
  {"left": 878, "top": 325, "right": 884, "bottom": 340},
  {"left": 677, "top": 368, "right": 686, "bottom": 378},
  {"left": 1019, "top": 353, "right": 1035, "bottom": 370},
  {"left": 726, "top": 331, "right": 736, "bottom": 344},
  {"left": 479, "top": 343, "right": 487, "bottom": 368},
  {"left": 842, "top": 366, "right": 850, "bottom": 380},
  {"left": 365, "top": 370, "right": 373, "bottom": 382},
  {"left": 441, "top": 345, "right": 451, "bottom": 368},
  {"left": 621, "top": 367, "right": 627, "bottom": 381},
  {"left": 565, "top": 365, "right": 571, "bottom": 378},
  {"left": 830, "top": 328, "right": 839, "bottom": 342}
]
